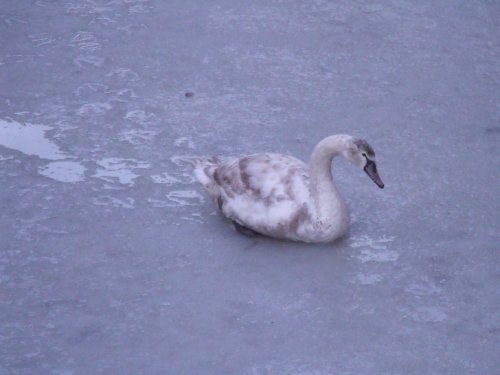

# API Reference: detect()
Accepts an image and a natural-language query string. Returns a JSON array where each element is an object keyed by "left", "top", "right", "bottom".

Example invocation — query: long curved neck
[{"left": 308, "top": 135, "right": 351, "bottom": 228}]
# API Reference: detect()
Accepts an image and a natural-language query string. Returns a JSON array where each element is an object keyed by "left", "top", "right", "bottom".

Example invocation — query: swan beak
[{"left": 364, "top": 160, "right": 384, "bottom": 189}]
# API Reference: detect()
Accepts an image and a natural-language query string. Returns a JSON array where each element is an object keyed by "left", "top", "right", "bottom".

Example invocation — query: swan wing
[{"left": 213, "top": 153, "right": 312, "bottom": 238}]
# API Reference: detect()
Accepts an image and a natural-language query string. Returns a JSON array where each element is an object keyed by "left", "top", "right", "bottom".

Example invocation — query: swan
[{"left": 192, "top": 134, "right": 384, "bottom": 243}]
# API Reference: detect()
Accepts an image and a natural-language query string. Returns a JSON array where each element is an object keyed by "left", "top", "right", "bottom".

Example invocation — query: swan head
[{"left": 344, "top": 138, "right": 384, "bottom": 189}]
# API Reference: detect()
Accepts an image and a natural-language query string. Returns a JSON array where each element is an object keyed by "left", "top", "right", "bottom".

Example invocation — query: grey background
[{"left": 1, "top": 1, "right": 499, "bottom": 374}]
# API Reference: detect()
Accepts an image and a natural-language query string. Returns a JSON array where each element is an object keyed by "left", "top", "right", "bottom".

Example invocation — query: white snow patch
[
  {"left": 146, "top": 198, "right": 171, "bottom": 208},
  {"left": 77, "top": 102, "right": 111, "bottom": 116},
  {"left": 179, "top": 213, "right": 204, "bottom": 223},
  {"left": 119, "top": 129, "right": 157, "bottom": 145},
  {"left": 107, "top": 88, "right": 138, "bottom": 102},
  {"left": 39, "top": 161, "right": 86, "bottom": 183},
  {"left": 73, "top": 55, "right": 104, "bottom": 68},
  {"left": 166, "top": 190, "right": 204, "bottom": 206},
  {"left": 174, "top": 136, "right": 195, "bottom": 149},
  {"left": 92, "top": 196, "right": 135, "bottom": 209},
  {"left": 69, "top": 31, "right": 101, "bottom": 52},
  {"left": 151, "top": 172, "right": 181, "bottom": 184},
  {"left": 124, "top": 110, "right": 158, "bottom": 125},
  {"left": 29, "top": 33, "right": 55, "bottom": 47},
  {"left": 128, "top": 3, "right": 151, "bottom": 14},
  {"left": 170, "top": 155, "right": 195, "bottom": 167},
  {"left": 0, "top": 119, "right": 67, "bottom": 160},
  {"left": 94, "top": 158, "right": 150, "bottom": 186},
  {"left": 351, "top": 235, "right": 396, "bottom": 250},
  {"left": 74, "top": 82, "right": 107, "bottom": 97},
  {"left": 357, "top": 248, "right": 399, "bottom": 263},
  {"left": 351, "top": 235, "right": 398, "bottom": 263},
  {"left": 106, "top": 67, "right": 140, "bottom": 82}
]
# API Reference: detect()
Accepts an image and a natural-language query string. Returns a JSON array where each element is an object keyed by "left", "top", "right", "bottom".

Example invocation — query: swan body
[{"left": 193, "top": 134, "right": 384, "bottom": 243}]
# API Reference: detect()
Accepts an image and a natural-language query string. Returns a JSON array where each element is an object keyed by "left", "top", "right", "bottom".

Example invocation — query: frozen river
[{"left": 1, "top": 1, "right": 499, "bottom": 374}]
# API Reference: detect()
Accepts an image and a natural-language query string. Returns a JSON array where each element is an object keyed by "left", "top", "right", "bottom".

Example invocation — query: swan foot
[{"left": 233, "top": 221, "right": 259, "bottom": 238}]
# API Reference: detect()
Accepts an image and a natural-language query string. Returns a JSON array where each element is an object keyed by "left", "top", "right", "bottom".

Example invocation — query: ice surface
[
  {"left": 39, "top": 161, "right": 86, "bottom": 183},
  {"left": 1, "top": 1, "right": 499, "bottom": 374},
  {"left": 0, "top": 119, "right": 67, "bottom": 160},
  {"left": 94, "top": 157, "right": 150, "bottom": 186}
]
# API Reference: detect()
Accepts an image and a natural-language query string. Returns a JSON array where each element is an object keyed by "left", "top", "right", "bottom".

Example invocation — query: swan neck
[
  {"left": 308, "top": 135, "right": 351, "bottom": 182},
  {"left": 308, "top": 135, "right": 351, "bottom": 237}
]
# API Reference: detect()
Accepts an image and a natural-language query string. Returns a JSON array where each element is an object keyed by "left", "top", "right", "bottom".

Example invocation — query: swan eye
[{"left": 362, "top": 153, "right": 367, "bottom": 158}]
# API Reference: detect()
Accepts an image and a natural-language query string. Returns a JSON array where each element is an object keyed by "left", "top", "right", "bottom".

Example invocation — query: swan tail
[{"left": 192, "top": 157, "right": 222, "bottom": 200}]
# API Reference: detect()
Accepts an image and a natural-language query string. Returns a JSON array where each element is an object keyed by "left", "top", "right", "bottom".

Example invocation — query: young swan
[{"left": 193, "top": 134, "right": 384, "bottom": 243}]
